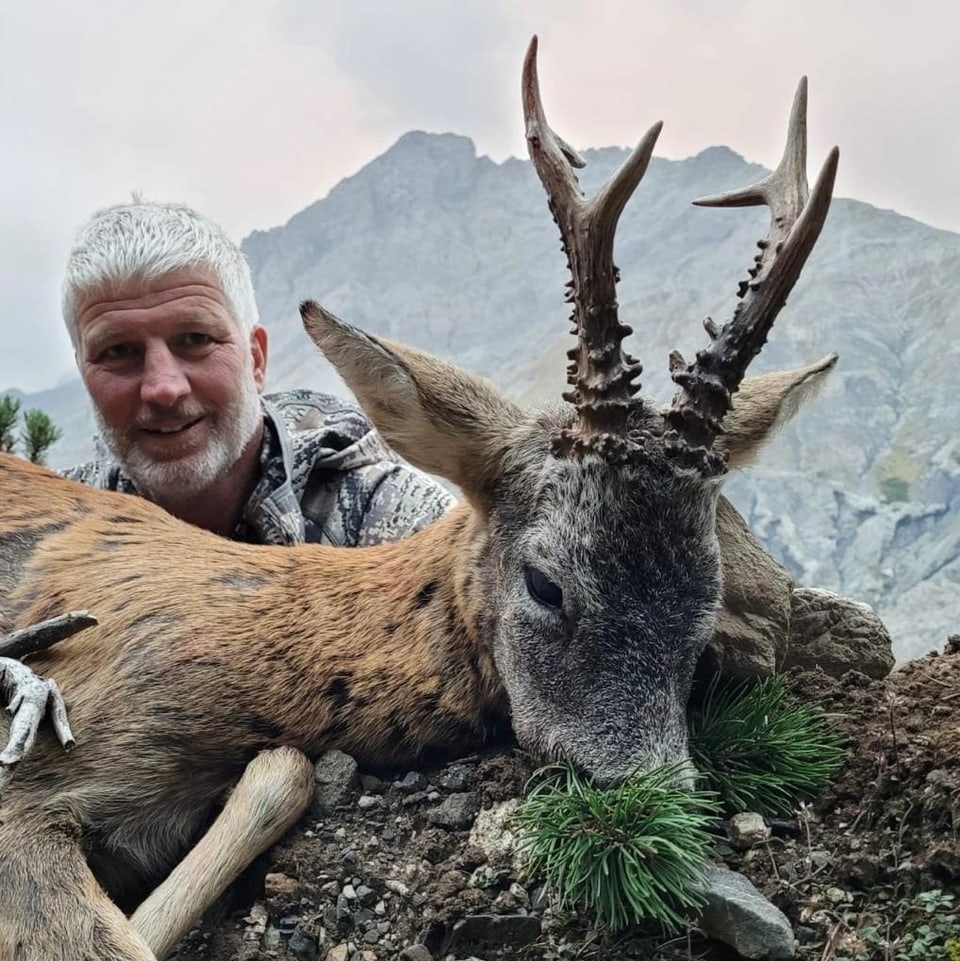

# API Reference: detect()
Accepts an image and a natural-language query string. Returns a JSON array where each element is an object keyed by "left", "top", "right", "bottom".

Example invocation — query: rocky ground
[{"left": 169, "top": 641, "right": 960, "bottom": 961}]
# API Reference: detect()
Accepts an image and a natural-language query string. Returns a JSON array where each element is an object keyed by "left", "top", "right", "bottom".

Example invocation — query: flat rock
[{"left": 696, "top": 864, "right": 796, "bottom": 958}]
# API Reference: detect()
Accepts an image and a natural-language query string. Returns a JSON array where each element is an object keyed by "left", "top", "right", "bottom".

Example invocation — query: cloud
[{"left": 1, "top": 0, "right": 958, "bottom": 390}]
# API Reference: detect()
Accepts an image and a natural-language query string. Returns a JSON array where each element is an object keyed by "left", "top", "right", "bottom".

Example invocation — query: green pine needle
[
  {"left": 514, "top": 761, "right": 719, "bottom": 933},
  {"left": 688, "top": 673, "right": 848, "bottom": 816}
]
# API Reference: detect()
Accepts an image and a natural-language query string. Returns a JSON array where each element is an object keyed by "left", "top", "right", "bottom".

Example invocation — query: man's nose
[{"left": 140, "top": 344, "right": 190, "bottom": 407}]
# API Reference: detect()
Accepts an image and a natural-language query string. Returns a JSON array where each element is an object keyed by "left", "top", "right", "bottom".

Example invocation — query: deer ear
[
  {"left": 301, "top": 302, "right": 523, "bottom": 500},
  {"left": 713, "top": 353, "right": 837, "bottom": 469}
]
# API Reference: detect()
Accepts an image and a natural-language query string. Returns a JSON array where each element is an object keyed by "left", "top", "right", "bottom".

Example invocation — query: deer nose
[{"left": 140, "top": 344, "right": 190, "bottom": 408}]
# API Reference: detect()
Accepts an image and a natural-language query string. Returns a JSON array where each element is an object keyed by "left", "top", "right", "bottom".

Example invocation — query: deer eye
[{"left": 524, "top": 565, "right": 563, "bottom": 610}]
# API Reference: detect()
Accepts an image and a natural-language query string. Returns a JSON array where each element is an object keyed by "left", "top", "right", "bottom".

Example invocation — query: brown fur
[
  {"left": 0, "top": 454, "right": 503, "bottom": 960},
  {"left": 0, "top": 327, "right": 834, "bottom": 959}
]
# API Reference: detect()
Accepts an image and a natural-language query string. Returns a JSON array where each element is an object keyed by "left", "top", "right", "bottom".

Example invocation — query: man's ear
[
  {"left": 250, "top": 326, "right": 268, "bottom": 391},
  {"left": 301, "top": 302, "right": 524, "bottom": 503},
  {"left": 714, "top": 353, "right": 837, "bottom": 469}
]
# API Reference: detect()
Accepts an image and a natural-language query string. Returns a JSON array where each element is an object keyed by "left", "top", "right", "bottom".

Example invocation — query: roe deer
[{"left": 0, "top": 37, "right": 838, "bottom": 960}]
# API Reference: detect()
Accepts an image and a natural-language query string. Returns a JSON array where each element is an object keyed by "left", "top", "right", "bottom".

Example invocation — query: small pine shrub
[
  {"left": 689, "top": 673, "right": 848, "bottom": 816},
  {"left": 515, "top": 761, "right": 718, "bottom": 932}
]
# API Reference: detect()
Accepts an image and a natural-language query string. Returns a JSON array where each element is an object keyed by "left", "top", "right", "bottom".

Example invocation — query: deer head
[{"left": 300, "top": 38, "right": 839, "bottom": 784}]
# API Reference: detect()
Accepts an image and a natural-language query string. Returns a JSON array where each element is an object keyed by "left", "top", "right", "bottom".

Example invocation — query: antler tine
[
  {"left": 665, "top": 78, "right": 839, "bottom": 474},
  {"left": 523, "top": 35, "right": 663, "bottom": 460}
]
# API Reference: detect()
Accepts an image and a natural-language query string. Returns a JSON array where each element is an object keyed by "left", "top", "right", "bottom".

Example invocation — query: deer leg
[
  {"left": 0, "top": 814, "right": 156, "bottom": 961},
  {"left": 131, "top": 746, "right": 314, "bottom": 960}
]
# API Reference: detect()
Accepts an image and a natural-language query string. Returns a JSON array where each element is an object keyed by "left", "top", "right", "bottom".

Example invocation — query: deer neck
[{"left": 274, "top": 504, "right": 508, "bottom": 766}]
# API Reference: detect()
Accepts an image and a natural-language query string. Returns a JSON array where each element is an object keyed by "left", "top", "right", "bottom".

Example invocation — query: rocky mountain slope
[{"left": 14, "top": 131, "right": 959, "bottom": 660}]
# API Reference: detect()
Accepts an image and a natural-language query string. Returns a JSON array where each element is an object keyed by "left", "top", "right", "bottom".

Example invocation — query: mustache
[{"left": 134, "top": 406, "right": 209, "bottom": 430}]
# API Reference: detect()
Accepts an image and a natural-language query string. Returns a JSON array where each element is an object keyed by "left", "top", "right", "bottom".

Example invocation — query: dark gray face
[{"left": 485, "top": 424, "right": 722, "bottom": 785}]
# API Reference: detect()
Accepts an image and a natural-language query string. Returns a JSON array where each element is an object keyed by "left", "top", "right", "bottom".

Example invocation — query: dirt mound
[{"left": 170, "top": 645, "right": 960, "bottom": 961}]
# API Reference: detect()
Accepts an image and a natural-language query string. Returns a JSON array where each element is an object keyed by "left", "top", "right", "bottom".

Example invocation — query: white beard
[{"left": 95, "top": 372, "right": 263, "bottom": 504}]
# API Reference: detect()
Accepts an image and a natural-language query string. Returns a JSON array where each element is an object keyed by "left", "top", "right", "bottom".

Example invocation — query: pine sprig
[
  {"left": 514, "top": 761, "right": 718, "bottom": 932},
  {"left": 688, "top": 673, "right": 847, "bottom": 815}
]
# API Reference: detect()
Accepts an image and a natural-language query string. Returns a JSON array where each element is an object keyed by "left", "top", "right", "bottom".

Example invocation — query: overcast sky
[{"left": 2, "top": 0, "right": 957, "bottom": 391}]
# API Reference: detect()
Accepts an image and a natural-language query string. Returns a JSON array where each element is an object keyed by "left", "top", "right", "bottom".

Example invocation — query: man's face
[{"left": 76, "top": 266, "right": 267, "bottom": 501}]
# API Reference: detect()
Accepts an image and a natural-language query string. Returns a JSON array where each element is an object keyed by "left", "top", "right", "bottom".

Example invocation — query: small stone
[
  {"left": 399, "top": 946, "right": 433, "bottom": 961},
  {"left": 355, "top": 884, "right": 379, "bottom": 908},
  {"left": 401, "top": 790, "right": 430, "bottom": 807},
  {"left": 325, "top": 947, "right": 350, "bottom": 961},
  {"left": 289, "top": 927, "right": 320, "bottom": 961},
  {"left": 809, "top": 849, "right": 832, "bottom": 869},
  {"left": 385, "top": 879, "right": 410, "bottom": 897},
  {"left": 468, "top": 865, "right": 502, "bottom": 889},
  {"left": 428, "top": 792, "right": 479, "bottom": 829},
  {"left": 509, "top": 883, "right": 529, "bottom": 905},
  {"left": 357, "top": 794, "right": 382, "bottom": 810},
  {"left": 264, "top": 871, "right": 300, "bottom": 901},
  {"left": 320, "top": 880, "right": 340, "bottom": 898},
  {"left": 262, "top": 926, "right": 282, "bottom": 951},
  {"left": 394, "top": 771, "right": 428, "bottom": 793},
  {"left": 468, "top": 799, "right": 523, "bottom": 872},
  {"left": 437, "top": 766, "right": 470, "bottom": 791},
  {"left": 362, "top": 929, "right": 380, "bottom": 944},
  {"left": 727, "top": 812, "right": 771, "bottom": 850},
  {"left": 342, "top": 884, "right": 357, "bottom": 900},
  {"left": 312, "top": 751, "right": 360, "bottom": 816}
]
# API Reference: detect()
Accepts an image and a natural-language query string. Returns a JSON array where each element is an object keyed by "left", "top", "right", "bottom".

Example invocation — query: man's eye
[
  {"left": 180, "top": 333, "right": 214, "bottom": 348},
  {"left": 101, "top": 344, "right": 134, "bottom": 361}
]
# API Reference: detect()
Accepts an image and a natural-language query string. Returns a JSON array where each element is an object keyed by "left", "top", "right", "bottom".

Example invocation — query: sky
[{"left": 2, "top": 0, "right": 958, "bottom": 392}]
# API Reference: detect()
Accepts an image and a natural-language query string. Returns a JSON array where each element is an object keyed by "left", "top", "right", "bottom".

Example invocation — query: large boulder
[
  {"left": 784, "top": 587, "right": 895, "bottom": 679},
  {"left": 701, "top": 497, "right": 795, "bottom": 679}
]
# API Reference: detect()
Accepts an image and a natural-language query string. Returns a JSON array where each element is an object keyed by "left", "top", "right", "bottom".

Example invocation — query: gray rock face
[
  {"left": 21, "top": 132, "right": 960, "bottom": 661},
  {"left": 696, "top": 864, "right": 797, "bottom": 959},
  {"left": 784, "top": 587, "right": 895, "bottom": 679}
]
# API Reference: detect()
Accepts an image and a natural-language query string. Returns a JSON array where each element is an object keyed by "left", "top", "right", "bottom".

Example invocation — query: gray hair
[{"left": 62, "top": 200, "right": 259, "bottom": 349}]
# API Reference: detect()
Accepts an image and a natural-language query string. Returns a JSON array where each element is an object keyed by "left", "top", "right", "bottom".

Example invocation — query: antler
[
  {"left": 664, "top": 78, "right": 840, "bottom": 474},
  {"left": 523, "top": 35, "right": 662, "bottom": 461}
]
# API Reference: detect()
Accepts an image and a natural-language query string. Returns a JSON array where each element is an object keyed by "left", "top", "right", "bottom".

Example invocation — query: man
[
  {"left": 61, "top": 199, "right": 454, "bottom": 544},
  {"left": 1, "top": 199, "right": 455, "bottom": 775}
]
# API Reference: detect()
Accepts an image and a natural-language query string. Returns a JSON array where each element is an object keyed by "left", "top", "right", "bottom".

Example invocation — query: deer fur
[{"left": 0, "top": 330, "right": 833, "bottom": 959}]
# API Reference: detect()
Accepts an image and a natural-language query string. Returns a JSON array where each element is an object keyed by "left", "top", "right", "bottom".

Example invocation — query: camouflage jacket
[{"left": 61, "top": 390, "right": 455, "bottom": 547}]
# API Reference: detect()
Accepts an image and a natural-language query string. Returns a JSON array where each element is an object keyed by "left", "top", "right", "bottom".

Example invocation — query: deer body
[
  {"left": 0, "top": 457, "right": 502, "bottom": 893},
  {"left": 0, "top": 41, "right": 840, "bottom": 961}
]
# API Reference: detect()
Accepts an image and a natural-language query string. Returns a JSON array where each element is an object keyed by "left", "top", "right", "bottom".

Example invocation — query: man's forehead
[{"left": 76, "top": 266, "right": 233, "bottom": 331}]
